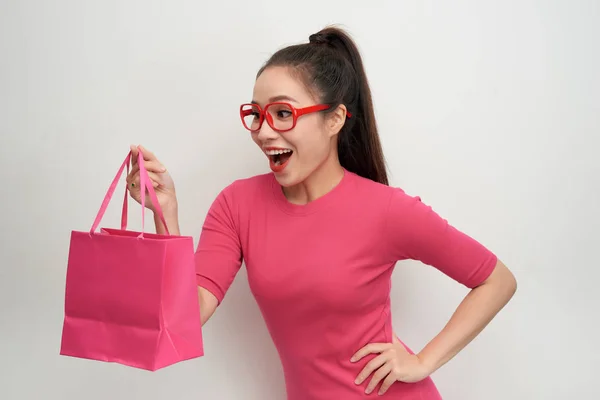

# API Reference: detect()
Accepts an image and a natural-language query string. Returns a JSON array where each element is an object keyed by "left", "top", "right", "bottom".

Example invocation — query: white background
[{"left": 1, "top": 1, "right": 598, "bottom": 399}]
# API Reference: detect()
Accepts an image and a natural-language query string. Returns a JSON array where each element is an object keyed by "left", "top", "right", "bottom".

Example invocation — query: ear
[{"left": 326, "top": 104, "right": 348, "bottom": 137}]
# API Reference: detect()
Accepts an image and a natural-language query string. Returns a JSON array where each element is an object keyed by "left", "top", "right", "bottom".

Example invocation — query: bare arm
[
  {"left": 353, "top": 191, "right": 517, "bottom": 393},
  {"left": 416, "top": 259, "right": 517, "bottom": 373},
  {"left": 154, "top": 207, "right": 179, "bottom": 235},
  {"left": 155, "top": 208, "right": 219, "bottom": 327},
  {"left": 198, "top": 287, "right": 219, "bottom": 326},
  {"left": 127, "top": 145, "right": 221, "bottom": 328}
]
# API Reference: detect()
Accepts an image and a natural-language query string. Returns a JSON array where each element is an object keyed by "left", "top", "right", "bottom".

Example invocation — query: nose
[{"left": 256, "top": 119, "right": 279, "bottom": 142}]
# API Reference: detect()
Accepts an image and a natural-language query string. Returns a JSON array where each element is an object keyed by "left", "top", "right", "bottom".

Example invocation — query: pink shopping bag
[{"left": 60, "top": 149, "right": 204, "bottom": 371}]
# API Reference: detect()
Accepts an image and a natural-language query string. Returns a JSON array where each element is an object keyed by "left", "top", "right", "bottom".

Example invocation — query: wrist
[
  {"left": 159, "top": 203, "right": 178, "bottom": 219},
  {"left": 153, "top": 201, "right": 180, "bottom": 235},
  {"left": 415, "top": 350, "right": 440, "bottom": 376},
  {"left": 157, "top": 195, "right": 178, "bottom": 217}
]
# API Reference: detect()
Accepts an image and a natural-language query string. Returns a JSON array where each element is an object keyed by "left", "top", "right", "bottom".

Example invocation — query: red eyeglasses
[{"left": 240, "top": 102, "right": 351, "bottom": 133}]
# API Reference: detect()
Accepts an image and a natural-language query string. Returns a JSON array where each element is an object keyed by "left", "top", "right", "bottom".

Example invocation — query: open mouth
[
  {"left": 266, "top": 149, "right": 293, "bottom": 172},
  {"left": 271, "top": 151, "right": 292, "bottom": 166}
]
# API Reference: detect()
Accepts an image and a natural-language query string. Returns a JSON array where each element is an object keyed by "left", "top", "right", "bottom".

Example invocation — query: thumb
[
  {"left": 137, "top": 145, "right": 155, "bottom": 161},
  {"left": 130, "top": 144, "right": 139, "bottom": 165}
]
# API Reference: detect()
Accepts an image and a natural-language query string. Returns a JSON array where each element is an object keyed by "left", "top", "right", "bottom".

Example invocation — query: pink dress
[{"left": 195, "top": 169, "right": 497, "bottom": 399}]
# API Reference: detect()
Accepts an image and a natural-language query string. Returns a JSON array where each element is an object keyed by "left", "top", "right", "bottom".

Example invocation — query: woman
[{"left": 126, "top": 26, "right": 517, "bottom": 400}]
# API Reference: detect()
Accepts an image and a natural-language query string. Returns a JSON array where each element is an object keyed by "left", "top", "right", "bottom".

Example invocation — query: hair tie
[{"left": 309, "top": 33, "right": 329, "bottom": 45}]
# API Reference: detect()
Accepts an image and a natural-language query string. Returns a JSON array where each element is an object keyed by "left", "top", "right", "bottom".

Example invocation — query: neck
[{"left": 283, "top": 152, "right": 344, "bottom": 205}]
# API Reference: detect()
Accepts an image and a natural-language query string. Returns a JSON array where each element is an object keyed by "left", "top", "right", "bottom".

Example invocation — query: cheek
[
  {"left": 292, "top": 126, "right": 331, "bottom": 160},
  {"left": 251, "top": 133, "right": 261, "bottom": 147},
  {"left": 302, "top": 134, "right": 331, "bottom": 164}
]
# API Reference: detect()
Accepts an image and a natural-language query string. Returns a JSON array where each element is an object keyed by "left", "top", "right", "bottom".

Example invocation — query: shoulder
[
  {"left": 220, "top": 172, "right": 272, "bottom": 198},
  {"left": 203, "top": 173, "right": 273, "bottom": 227},
  {"left": 345, "top": 172, "right": 438, "bottom": 239},
  {"left": 211, "top": 172, "right": 273, "bottom": 212},
  {"left": 345, "top": 171, "right": 417, "bottom": 210}
]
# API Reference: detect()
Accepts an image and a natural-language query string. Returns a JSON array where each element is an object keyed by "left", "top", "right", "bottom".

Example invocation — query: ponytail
[{"left": 258, "top": 26, "right": 389, "bottom": 185}]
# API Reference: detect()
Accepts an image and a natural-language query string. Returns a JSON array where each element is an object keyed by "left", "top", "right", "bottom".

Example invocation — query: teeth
[{"left": 265, "top": 149, "right": 292, "bottom": 155}]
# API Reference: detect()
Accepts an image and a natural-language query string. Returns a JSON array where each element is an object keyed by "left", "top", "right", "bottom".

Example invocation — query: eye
[
  {"left": 276, "top": 110, "right": 292, "bottom": 119},
  {"left": 270, "top": 104, "right": 293, "bottom": 119}
]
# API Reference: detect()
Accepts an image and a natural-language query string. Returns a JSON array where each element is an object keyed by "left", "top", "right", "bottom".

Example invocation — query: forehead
[{"left": 252, "top": 66, "right": 316, "bottom": 106}]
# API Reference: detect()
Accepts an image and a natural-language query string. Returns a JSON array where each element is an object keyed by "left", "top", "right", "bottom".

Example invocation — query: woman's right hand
[{"left": 126, "top": 145, "right": 177, "bottom": 214}]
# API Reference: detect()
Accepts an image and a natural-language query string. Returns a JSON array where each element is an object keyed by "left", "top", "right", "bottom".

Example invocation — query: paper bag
[{"left": 60, "top": 149, "right": 203, "bottom": 371}]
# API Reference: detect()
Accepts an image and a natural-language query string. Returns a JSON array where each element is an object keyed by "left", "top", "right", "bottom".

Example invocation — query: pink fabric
[
  {"left": 196, "top": 169, "right": 497, "bottom": 399},
  {"left": 60, "top": 150, "right": 204, "bottom": 371}
]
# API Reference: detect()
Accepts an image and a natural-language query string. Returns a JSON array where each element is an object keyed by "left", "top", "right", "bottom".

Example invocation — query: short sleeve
[
  {"left": 195, "top": 184, "right": 243, "bottom": 304},
  {"left": 384, "top": 188, "right": 497, "bottom": 288}
]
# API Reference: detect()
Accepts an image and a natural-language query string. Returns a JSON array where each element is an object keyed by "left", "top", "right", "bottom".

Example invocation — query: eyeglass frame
[{"left": 239, "top": 102, "right": 352, "bottom": 133}]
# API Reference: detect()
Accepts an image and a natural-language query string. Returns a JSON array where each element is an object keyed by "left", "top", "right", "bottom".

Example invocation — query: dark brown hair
[{"left": 257, "top": 26, "right": 389, "bottom": 185}]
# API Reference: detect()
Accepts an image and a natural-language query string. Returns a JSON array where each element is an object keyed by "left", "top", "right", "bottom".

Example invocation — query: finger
[
  {"left": 130, "top": 145, "right": 139, "bottom": 166},
  {"left": 126, "top": 170, "right": 140, "bottom": 190},
  {"left": 351, "top": 343, "right": 389, "bottom": 363},
  {"left": 378, "top": 371, "right": 398, "bottom": 395},
  {"left": 131, "top": 160, "right": 166, "bottom": 174},
  {"left": 355, "top": 353, "right": 388, "bottom": 385},
  {"left": 138, "top": 145, "right": 157, "bottom": 162},
  {"left": 143, "top": 160, "right": 166, "bottom": 173},
  {"left": 126, "top": 164, "right": 139, "bottom": 184},
  {"left": 365, "top": 363, "right": 392, "bottom": 395},
  {"left": 129, "top": 171, "right": 161, "bottom": 189},
  {"left": 126, "top": 159, "right": 164, "bottom": 184},
  {"left": 146, "top": 171, "right": 161, "bottom": 188}
]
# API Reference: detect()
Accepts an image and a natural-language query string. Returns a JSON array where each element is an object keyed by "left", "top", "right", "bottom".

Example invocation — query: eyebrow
[{"left": 251, "top": 95, "right": 299, "bottom": 105}]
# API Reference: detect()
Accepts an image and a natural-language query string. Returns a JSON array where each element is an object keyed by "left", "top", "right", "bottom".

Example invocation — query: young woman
[{"left": 126, "top": 26, "right": 517, "bottom": 400}]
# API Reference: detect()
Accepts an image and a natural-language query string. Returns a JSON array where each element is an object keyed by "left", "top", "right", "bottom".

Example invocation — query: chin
[
  {"left": 271, "top": 157, "right": 320, "bottom": 188},
  {"left": 273, "top": 171, "right": 300, "bottom": 187},
  {"left": 273, "top": 164, "right": 314, "bottom": 188}
]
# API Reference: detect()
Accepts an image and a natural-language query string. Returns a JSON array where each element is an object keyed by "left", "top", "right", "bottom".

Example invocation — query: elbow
[
  {"left": 500, "top": 260, "right": 517, "bottom": 297},
  {"left": 482, "top": 259, "right": 517, "bottom": 300},
  {"left": 499, "top": 270, "right": 517, "bottom": 310},
  {"left": 504, "top": 269, "right": 518, "bottom": 299}
]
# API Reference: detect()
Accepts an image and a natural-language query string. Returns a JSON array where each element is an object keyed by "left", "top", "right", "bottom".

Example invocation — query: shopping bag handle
[
  {"left": 137, "top": 148, "right": 170, "bottom": 236},
  {"left": 90, "top": 148, "right": 170, "bottom": 236}
]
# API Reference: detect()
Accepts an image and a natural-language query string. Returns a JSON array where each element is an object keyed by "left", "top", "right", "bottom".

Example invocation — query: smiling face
[{"left": 249, "top": 66, "right": 346, "bottom": 187}]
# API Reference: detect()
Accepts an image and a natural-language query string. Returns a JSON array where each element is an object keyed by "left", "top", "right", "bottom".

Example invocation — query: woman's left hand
[{"left": 351, "top": 335, "right": 432, "bottom": 395}]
